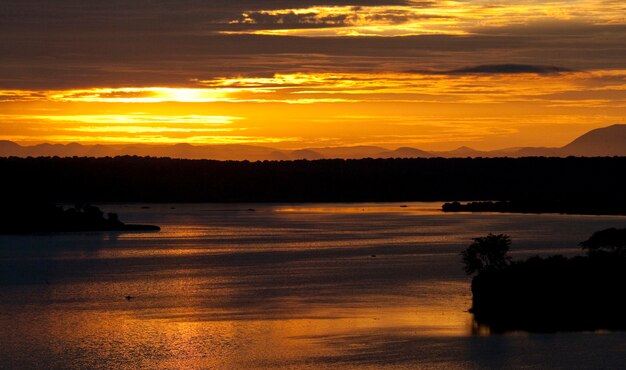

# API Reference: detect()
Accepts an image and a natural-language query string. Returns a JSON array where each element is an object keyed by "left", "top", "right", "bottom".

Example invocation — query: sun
[{"left": 154, "top": 88, "right": 228, "bottom": 103}]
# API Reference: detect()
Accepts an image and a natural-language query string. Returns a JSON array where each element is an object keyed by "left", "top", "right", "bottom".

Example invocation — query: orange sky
[{"left": 1, "top": 1, "right": 625, "bottom": 150}]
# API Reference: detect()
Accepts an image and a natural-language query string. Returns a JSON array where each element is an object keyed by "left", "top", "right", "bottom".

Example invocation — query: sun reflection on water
[{"left": 3, "top": 203, "right": 626, "bottom": 368}]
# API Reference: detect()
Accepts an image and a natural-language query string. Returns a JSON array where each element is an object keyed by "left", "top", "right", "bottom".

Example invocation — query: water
[{"left": 1, "top": 203, "right": 626, "bottom": 369}]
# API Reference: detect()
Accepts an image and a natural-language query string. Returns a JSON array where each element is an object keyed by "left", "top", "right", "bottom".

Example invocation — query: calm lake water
[{"left": 2, "top": 203, "right": 626, "bottom": 369}]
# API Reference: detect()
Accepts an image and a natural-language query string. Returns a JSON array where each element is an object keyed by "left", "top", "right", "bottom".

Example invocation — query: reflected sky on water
[{"left": 2, "top": 203, "right": 626, "bottom": 369}]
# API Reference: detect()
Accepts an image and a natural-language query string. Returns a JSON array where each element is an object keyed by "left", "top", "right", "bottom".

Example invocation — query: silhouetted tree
[
  {"left": 83, "top": 204, "right": 103, "bottom": 220},
  {"left": 580, "top": 228, "right": 626, "bottom": 257},
  {"left": 107, "top": 212, "right": 119, "bottom": 223},
  {"left": 462, "top": 233, "right": 511, "bottom": 275}
]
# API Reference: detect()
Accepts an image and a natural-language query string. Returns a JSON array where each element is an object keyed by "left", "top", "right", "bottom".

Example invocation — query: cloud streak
[
  {"left": 3, "top": 70, "right": 625, "bottom": 106},
  {"left": 409, "top": 64, "right": 575, "bottom": 75}
]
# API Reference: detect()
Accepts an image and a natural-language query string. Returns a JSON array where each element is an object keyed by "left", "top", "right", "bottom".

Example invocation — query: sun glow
[
  {"left": 1, "top": 70, "right": 625, "bottom": 149},
  {"left": 1, "top": 0, "right": 626, "bottom": 153},
  {"left": 46, "top": 87, "right": 238, "bottom": 103},
  {"left": 30, "top": 114, "right": 241, "bottom": 125},
  {"left": 4, "top": 70, "right": 623, "bottom": 106}
]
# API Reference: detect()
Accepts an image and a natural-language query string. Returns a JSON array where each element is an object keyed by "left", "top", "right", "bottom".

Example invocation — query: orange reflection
[{"left": 275, "top": 202, "right": 444, "bottom": 215}]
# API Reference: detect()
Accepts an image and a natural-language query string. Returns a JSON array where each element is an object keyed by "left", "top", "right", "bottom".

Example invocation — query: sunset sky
[{"left": 1, "top": 0, "right": 625, "bottom": 150}]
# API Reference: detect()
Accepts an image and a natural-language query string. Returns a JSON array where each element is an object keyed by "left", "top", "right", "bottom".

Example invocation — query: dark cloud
[
  {"left": 0, "top": 33, "right": 535, "bottom": 88},
  {"left": 361, "top": 10, "right": 452, "bottom": 23},
  {"left": 0, "top": 31, "right": 619, "bottom": 89},
  {"left": 0, "top": 2, "right": 625, "bottom": 89},
  {"left": 0, "top": 0, "right": 414, "bottom": 35},
  {"left": 444, "top": 64, "right": 574, "bottom": 75},
  {"left": 230, "top": 6, "right": 448, "bottom": 29},
  {"left": 235, "top": 11, "right": 350, "bottom": 28},
  {"left": 472, "top": 20, "right": 626, "bottom": 36}
]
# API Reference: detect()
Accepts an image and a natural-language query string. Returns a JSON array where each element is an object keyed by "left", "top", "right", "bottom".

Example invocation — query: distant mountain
[
  {"left": 377, "top": 147, "right": 431, "bottom": 158},
  {"left": 561, "top": 124, "right": 626, "bottom": 156},
  {"left": 435, "top": 124, "right": 626, "bottom": 158},
  {"left": 307, "top": 146, "right": 388, "bottom": 159},
  {"left": 289, "top": 149, "right": 325, "bottom": 160},
  {"left": 0, "top": 140, "right": 23, "bottom": 156},
  {"left": 433, "top": 146, "right": 487, "bottom": 158},
  {"left": 268, "top": 150, "right": 291, "bottom": 160},
  {"left": 445, "top": 146, "right": 485, "bottom": 157},
  {"left": 511, "top": 147, "right": 563, "bottom": 157},
  {"left": 1, "top": 124, "right": 624, "bottom": 159},
  {"left": 86, "top": 144, "right": 117, "bottom": 157}
]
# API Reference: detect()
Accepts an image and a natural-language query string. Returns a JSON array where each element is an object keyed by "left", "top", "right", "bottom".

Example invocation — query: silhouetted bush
[{"left": 580, "top": 228, "right": 626, "bottom": 257}]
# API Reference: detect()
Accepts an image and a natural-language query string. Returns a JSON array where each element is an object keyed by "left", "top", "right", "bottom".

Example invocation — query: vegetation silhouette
[
  {"left": 1, "top": 157, "right": 626, "bottom": 209},
  {"left": 580, "top": 228, "right": 626, "bottom": 257},
  {"left": 0, "top": 203, "right": 159, "bottom": 233},
  {"left": 464, "top": 229, "right": 626, "bottom": 333},
  {"left": 461, "top": 234, "right": 511, "bottom": 275}
]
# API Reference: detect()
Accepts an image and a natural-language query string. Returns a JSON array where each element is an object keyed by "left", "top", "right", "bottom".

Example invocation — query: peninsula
[
  {"left": 442, "top": 200, "right": 626, "bottom": 216},
  {"left": 0, "top": 204, "right": 160, "bottom": 234}
]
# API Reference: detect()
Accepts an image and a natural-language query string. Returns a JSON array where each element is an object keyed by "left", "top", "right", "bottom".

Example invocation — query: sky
[{"left": 1, "top": 0, "right": 625, "bottom": 150}]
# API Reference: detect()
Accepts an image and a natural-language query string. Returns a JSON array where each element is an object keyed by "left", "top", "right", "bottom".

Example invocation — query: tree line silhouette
[{"left": 1, "top": 156, "right": 626, "bottom": 207}]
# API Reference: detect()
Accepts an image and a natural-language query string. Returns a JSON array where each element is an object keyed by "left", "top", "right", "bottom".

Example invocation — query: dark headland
[
  {"left": 464, "top": 231, "right": 626, "bottom": 333},
  {"left": 442, "top": 200, "right": 626, "bottom": 216},
  {"left": 0, "top": 204, "right": 160, "bottom": 234}
]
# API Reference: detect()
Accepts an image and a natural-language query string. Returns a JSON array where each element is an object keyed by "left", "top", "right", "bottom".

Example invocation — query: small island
[
  {"left": 463, "top": 229, "right": 626, "bottom": 333},
  {"left": 0, "top": 204, "right": 160, "bottom": 233}
]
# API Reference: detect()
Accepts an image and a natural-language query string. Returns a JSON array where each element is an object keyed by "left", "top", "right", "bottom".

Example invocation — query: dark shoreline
[{"left": 443, "top": 201, "right": 626, "bottom": 216}]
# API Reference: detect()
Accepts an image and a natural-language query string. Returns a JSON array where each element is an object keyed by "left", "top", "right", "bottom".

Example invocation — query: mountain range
[{"left": 1, "top": 125, "right": 625, "bottom": 160}]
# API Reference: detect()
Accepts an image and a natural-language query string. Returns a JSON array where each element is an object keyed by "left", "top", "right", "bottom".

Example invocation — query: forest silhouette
[{"left": 1, "top": 157, "right": 625, "bottom": 211}]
